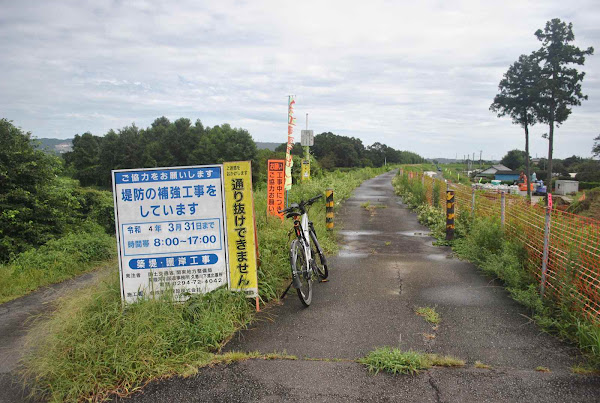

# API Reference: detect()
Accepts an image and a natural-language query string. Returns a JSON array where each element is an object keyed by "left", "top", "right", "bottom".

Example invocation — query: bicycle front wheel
[{"left": 290, "top": 239, "right": 312, "bottom": 307}]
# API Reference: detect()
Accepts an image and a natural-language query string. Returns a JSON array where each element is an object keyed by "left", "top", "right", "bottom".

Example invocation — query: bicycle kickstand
[{"left": 280, "top": 281, "right": 294, "bottom": 299}]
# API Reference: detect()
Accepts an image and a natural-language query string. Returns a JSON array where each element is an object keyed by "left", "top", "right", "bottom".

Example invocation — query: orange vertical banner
[{"left": 267, "top": 159, "right": 286, "bottom": 219}]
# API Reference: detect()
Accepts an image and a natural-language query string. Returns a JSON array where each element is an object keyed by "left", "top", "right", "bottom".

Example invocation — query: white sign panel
[
  {"left": 112, "top": 165, "right": 229, "bottom": 303},
  {"left": 301, "top": 130, "right": 314, "bottom": 146}
]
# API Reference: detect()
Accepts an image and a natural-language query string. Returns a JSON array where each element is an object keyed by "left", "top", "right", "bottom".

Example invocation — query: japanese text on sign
[
  {"left": 113, "top": 166, "right": 228, "bottom": 303},
  {"left": 224, "top": 161, "right": 258, "bottom": 297},
  {"left": 267, "top": 159, "right": 285, "bottom": 219}
]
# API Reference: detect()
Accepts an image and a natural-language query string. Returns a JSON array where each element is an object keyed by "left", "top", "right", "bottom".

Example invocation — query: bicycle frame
[{"left": 293, "top": 211, "right": 313, "bottom": 271}]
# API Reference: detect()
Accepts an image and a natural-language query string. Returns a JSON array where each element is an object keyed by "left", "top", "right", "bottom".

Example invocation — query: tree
[
  {"left": 574, "top": 160, "right": 600, "bottom": 182},
  {"left": 562, "top": 155, "right": 582, "bottom": 169},
  {"left": 65, "top": 132, "right": 102, "bottom": 186},
  {"left": 0, "top": 119, "right": 72, "bottom": 260},
  {"left": 500, "top": 149, "right": 528, "bottom": 170},
  {"left": 593, "top": 134, "right": 600, "bottom": 158},
  {"left": 313, "top": 132, "right": 366, "bottom": 166},
  {"left": 491, "top": 54, "right": 541, "bottom": 199},
  {"left": 533, "top": 18, "right": 594, "bottom": 198}
]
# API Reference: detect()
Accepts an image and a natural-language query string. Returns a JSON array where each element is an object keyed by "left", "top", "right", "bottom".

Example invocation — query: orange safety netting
[{"left": 405, "top": 171, "right": 600, "bottom": 323}]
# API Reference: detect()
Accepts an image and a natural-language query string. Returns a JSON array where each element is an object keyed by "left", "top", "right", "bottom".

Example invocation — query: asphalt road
[
  {"left": 116, "top": 171, "right": 599, "bottom": 402},
  {"left": 0, "top": 270, "right": 103, "bottom": 403}
]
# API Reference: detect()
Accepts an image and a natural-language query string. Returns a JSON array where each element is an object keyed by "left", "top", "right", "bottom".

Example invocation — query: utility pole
[
  {"left": 300, "top": 113, "right": 313, "bottom": 182},
  {"left": 304, "top": 113, "right": 310, "bottom": 167}
]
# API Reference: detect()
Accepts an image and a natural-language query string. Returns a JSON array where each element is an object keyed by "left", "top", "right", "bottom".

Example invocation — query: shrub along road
[{"left": 116, "top": 171, "right": 599, "bottom": 402}]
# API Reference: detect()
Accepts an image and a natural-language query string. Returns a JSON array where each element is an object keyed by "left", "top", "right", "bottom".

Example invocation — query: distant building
[
  {"left": 555, "top": 180, "right": 579, "bottom": 195},
  {"left": 475, "top": 164, "right": 520, "bottom": 182},
  {"left": 55, "top": 143, "right": 72, "bottom": 153}
]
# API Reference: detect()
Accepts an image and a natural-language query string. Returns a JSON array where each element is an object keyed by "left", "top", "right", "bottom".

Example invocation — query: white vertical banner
[{"left": 285, "top": 96, "right": 296, "bottom": 191}]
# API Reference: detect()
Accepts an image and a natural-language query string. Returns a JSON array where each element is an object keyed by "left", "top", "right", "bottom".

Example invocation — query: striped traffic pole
[
  {"left": 326, "top": 189, "right": 334, "bottom": 231},
  {"left": 446, "top": 190, "right": 455, "bottom": 241}
]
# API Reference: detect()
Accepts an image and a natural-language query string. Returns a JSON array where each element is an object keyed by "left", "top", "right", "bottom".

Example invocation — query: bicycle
[{"left": 279, "top": 194, "right": 329, "bottom": 307}]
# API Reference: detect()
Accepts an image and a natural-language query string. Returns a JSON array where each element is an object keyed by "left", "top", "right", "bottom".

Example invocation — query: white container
[{"left": 554, "top": 180, "right": 579, "bottom": 195}]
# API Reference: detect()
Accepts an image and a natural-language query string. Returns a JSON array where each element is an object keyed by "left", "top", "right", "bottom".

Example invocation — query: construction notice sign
[
  {"left": 223, "top": 161, "right": 258, "bottom": 298},
  {"left": 112, "top": 166, "right": 228, "bottom": 303},
  {"left": 267, "top": 159, "right": 285, "bottom": 219},
  {"left": 301, "top": 160, "right": 310, "bottom": 181}
]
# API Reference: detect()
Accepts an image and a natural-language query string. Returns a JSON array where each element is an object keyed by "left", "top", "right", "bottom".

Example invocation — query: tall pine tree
[
  {"left": 533, "top": 18, "right": 593, "bottom": 200},
  {"left": 491, "top": 54, "right": 540, "bottom": 200}
]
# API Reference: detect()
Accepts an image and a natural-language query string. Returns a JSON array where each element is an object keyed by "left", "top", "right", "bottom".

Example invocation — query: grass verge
[
  {"left": 21, "top": 166, "right": 391, "bottom": 402},
  {"left": 0, "top": 221, "right": 116, "bottom": 303},
  {"left": 359, "top": 347, "right": 464, "bottom": 375}
]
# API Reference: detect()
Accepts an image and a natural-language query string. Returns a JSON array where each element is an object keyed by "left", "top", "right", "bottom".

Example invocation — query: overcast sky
[{"left": 1, "top": 0, "right": 598, "bottom": 160}]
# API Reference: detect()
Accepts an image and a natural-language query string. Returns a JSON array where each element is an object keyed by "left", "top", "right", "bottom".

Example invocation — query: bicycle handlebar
[{"left": 278, "top": 194, "right": 323, "bottom": 214}]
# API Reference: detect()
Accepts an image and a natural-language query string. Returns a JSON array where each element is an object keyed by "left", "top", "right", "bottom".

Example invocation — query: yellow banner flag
[{"left": 223, "top": 161, "right": 258, "bottom": 298}]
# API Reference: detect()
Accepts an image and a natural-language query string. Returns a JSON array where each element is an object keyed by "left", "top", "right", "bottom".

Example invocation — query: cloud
[{"left": 0, "top": 0, "right": 598, "bottom": 159}]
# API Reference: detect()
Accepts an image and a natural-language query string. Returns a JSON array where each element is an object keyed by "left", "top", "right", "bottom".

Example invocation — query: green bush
[
  {"left": 480, "top": 241, "right": 530, "bottom": 289},
  {"left": 0, "top": 222, "right": 116, "bottom": 303},
  {"left": 72, "top": 187, "right": 115, "bottom": 233},
  {"left": 0, "top": 120, "right": 85, "bottom": 261},
  {"left": 415, "top": 204, "right": 445, "bottom": 238},
  {"left": 579, "top": 182, "right": 600, "bottom": 190},
  {"left": 432, "top": 180, "right": 441, "bottom": 207},
  {"left": 453, "top": 217, "right": 503, "bottom": 265},
  {"left": 393, "top": 171, "right": 427, "bottom": 209}
]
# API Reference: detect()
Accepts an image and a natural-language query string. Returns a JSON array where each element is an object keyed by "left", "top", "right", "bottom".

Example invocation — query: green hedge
[{"left": 580, "top": 182, "right": 600, "bottom": 190}]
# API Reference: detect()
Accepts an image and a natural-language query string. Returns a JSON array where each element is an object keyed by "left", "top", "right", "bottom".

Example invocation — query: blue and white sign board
[{"left": 112, "top": 165, "right": 229, "bottom": 303}]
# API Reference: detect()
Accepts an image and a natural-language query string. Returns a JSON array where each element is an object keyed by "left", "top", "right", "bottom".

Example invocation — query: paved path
[
  {"left": 118, "top": 171, "right": 599, "bottom": 402},
  {"left": 0, "top": 269, "right": 105, "bottom": 403}
]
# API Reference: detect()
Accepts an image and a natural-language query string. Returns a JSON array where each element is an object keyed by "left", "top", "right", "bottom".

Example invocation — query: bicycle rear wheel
[
  {"left": 309, "top": 229, "right": 328, "bottom": 280},
  {"left": 290, "top": 239, "right": 312, "bottom": 306}
]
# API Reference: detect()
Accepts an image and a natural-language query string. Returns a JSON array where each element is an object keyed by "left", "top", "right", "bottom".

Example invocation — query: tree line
[
  {"left": 490, "top": 18, "right": 594, "bottom": 201},
  {"left": 65, "top": 117, "right": 257, "bottom": 188},
  {"left": 1, "top": 116, "right": 423, "bottom": 261},
  {"left": 65, "top": 117, "right": 424, "bottom": 188},
  {"left": 275, "top": 132, "right": 424, "bottom": 169}
]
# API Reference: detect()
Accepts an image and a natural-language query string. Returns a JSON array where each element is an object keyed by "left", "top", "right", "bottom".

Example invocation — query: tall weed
[{"left": 0, "top": 222, "right": 115, "bottom": 303}]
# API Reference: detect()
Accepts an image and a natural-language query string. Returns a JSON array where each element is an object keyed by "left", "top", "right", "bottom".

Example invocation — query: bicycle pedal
[{"left": 319, "top": 279, "right": 329, "bottom": 283}]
